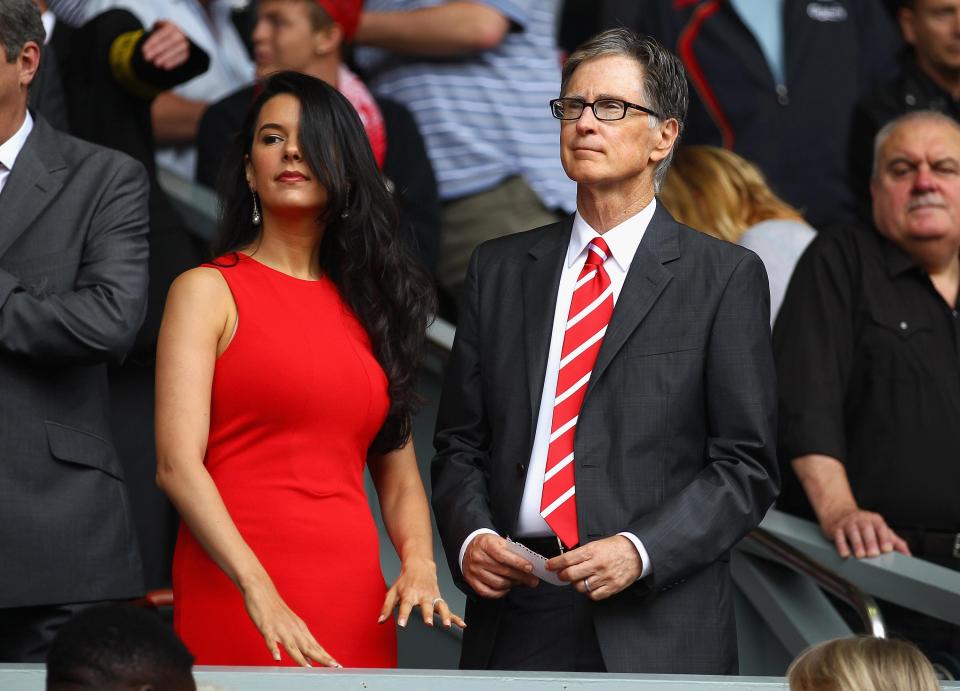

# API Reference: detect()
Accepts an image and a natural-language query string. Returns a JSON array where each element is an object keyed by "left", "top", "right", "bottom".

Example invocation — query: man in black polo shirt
[{"left": 775, "top": 110, "right": 960, "bottom": 655}]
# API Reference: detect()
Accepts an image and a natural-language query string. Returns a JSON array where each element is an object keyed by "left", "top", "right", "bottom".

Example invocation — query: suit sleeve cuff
[
  {"left": 617, "top": 531, "right": 652, "bottom": 579},
  {"left": 459, "top": 528, "right": 499, "bottom": 574}
]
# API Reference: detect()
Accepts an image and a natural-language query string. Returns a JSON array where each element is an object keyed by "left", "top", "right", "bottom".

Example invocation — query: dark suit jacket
[
  {"left": 0, "top": 115, "right": 149, "bottom": 608},
  {"left": 431, "top": 205, "right": 779, "bottom": 674}
]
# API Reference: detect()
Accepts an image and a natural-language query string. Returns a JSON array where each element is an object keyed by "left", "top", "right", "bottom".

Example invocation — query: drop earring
[{"left": 251, "top": 190, "right": 261, "bottom": 225}]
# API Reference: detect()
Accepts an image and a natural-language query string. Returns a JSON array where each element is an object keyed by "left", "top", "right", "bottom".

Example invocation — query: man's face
[
  {"left": 559, "top": 54, "right": 674, "bottom": 193},
  {"left": 900, "top": 0, "right": 960, "bottom": 74},
  {"left": 0, "top": 41, "right": 39, "bottom": 141},
  {"left": 871, "top": 118, "right": 960, "bottom": 261},
  {"left": 252, "top": 0, "right": 325, "bottom": 78}
]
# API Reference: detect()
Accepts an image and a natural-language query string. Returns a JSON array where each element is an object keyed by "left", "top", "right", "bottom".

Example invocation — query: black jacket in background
[
  {"left": 602, "top": 0, "right": 900, "bottom": 229},
  {"left": 54, "top": 10, "right": 210, "bottom": 350}
]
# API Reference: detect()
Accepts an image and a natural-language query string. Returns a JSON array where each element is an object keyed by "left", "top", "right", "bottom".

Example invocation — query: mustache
[{"left": 906, "top": 193, "right": 947, "bottom": 210}]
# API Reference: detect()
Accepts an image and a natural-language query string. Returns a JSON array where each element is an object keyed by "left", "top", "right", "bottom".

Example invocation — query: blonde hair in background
[
  {"left": 659, "top": 145, "right": 804, "bottom": 243},
  {"left": 787, "top": 636, "right": 941, "bottom": 691}
]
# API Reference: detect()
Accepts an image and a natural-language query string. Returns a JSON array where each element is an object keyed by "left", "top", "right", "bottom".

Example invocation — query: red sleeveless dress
[{"left": 172, "top": 253, "right": 397, "bottom": 666}]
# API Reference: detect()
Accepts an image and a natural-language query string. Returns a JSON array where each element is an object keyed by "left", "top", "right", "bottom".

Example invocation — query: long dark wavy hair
[{"left": 214, "top": 71, "right": 436, "bottom": 455}]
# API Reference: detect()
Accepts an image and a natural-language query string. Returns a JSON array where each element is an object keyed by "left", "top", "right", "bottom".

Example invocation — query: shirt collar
[
  {"left": 567, "top": 198, "right": 657, "bottom": 272},
  {"left": 876, "top": 227, "right": 929, "bottom": 279},
  {"left": 0, "top": 111, "right": 34, "bottom": 172}
]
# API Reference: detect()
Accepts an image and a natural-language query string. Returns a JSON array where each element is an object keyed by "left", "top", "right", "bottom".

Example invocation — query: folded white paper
[{"left": 504, "top": 538, "right": 568, "bottom": 587}]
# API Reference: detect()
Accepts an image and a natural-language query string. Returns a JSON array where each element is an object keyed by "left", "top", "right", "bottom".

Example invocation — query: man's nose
[
  {"left": 913, "top": 164, "right": 936, "bottom": 191},
  {"left": 252, "top": 19, "right": 269, "bottom": 42},
  {"left": 575, "top": 105, "right": 599, "bottom": 134}
]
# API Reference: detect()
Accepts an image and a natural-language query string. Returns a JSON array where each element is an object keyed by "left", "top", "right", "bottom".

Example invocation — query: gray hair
[
  {"left": 561, "top": 28, "right": 689, "bottom": 193},
  {"left": 0, "top": 0, "right": 44, "bottom": 63},
  {"left": 872, "top": 110, "right": 960, "bottom": 178}
]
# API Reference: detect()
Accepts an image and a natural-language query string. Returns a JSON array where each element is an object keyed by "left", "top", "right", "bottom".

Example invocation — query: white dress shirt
[
  {"left": 82, "top": 0, "right": 255, "bottom": 180},
  {"left": 459, "top": 200, "right": 657, "bottom": 579},
  {"left": 0, "top": 112, "right": 34, "bottom": 197}
]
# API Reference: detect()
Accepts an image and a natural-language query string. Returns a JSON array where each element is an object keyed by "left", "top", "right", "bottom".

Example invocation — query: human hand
[
  {"left": 243, "top": 580, "right": 341, "bottom": 667},
  {"left": 462, "top": 533, "right": 539, "bottom": 598},
  {"left": 821, "top": 508, "right": 911, "bottom": 559},
  {"left": 142, "top": 20, "right": 190, "bottom": 70},
  {"left": 545, "top": 535, "right": 641, "bottom": 600},
  {"left": 378, "top": 556, "right": 466, "bottom": 630}
]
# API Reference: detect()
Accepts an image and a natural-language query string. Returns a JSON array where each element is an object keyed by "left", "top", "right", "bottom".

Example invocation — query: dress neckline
[{"left": 236, "top": 252, "right": 325, "bottom": 284}]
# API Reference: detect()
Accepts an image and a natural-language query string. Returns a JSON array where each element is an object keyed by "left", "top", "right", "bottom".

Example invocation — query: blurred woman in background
[
  {"left": 788, "top": 636, "right": 940, "bottom": 691},
  {"left": 660, "top": 145, "right": 816, "bottom": 324}
]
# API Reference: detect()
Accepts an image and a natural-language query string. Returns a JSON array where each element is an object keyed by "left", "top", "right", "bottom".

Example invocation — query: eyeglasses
[{"left": 550, "top": 97, "right": 663, "bottom": 122}]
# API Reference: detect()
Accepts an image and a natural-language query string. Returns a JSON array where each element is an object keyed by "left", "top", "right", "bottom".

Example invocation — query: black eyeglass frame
[{"left": 549, "top": 97, "right": 664, "bottom": 122}]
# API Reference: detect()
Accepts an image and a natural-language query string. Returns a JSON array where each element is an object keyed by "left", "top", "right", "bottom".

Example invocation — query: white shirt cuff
[
  {"left": 458, "top": 528, "right": 499, "bottom": 574},
  {"left": 617, "top": 531, "right": 652, "bottom": 579}
]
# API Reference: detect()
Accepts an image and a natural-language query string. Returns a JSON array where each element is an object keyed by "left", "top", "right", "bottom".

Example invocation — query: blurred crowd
[{"left": 2, "top": 0, "right": 959, "bottom": 679}]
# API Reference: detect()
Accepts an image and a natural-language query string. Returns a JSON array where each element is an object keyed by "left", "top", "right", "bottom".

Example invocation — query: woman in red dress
[{"left": 154, "top": 72, "right": 462, "bottom": 667}]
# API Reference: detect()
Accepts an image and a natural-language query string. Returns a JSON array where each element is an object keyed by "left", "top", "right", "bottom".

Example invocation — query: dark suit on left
[{"left": 0, "top": 114, "right": 149, "bottom": 661}]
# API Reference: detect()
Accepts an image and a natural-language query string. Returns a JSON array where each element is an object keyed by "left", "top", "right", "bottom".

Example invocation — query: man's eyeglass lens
[{"left": 551, "top": 98, "right": 628, "bottom": 121}]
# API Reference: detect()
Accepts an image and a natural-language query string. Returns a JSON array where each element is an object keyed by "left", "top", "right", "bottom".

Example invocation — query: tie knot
[{"left": 585, "top": 238, "right": 610, "bottom": 268}]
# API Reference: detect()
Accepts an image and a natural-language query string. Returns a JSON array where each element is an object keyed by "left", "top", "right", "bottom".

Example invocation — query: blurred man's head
[
  {"left": 0, "top": 0, "right": 42, "bottom": 139},
  {"left": 252, "top": 0, "right": 360, "bottom": 80},
  {"left": 46, "top": 604, "right": 196, "bottom": 691},
  {"left": 871, "top": 110, "right": 960, "bottom": 269},
  {"left": 900, "top": 0, "right": 960, "bottom": 81}
]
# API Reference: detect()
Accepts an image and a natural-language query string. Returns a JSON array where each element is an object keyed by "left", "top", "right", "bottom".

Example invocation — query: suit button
[
  {"left": 775, "top": 84, "right": 790, "bottom": 105},
  {"left": 516, "top": 462, "right": 527, "bottom": 476}
]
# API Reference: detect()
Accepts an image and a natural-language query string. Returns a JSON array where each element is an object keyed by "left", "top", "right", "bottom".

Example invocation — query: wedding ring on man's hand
[
  {"left": 431, "top": 597, "right": 445, "bottom": 608},
  {"left": 584, "top": 577, "right": 591, "bottom": 592}
]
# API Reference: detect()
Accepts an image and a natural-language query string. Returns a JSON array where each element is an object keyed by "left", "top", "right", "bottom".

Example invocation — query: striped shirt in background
[
  {"left": 354, "top": 0, "right": 576, "bottom": 213},
  {"left": 46, "top": 0, "right": 86, "bottom": 26}
]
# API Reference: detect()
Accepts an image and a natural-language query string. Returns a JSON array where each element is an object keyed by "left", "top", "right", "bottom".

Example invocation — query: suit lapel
[
  {"left": 0, "top": 116, "right": 67, "bottom": 260},
  {"left": 586, "top": 204, "right": 680, "bottom": 399},
  {"left": 522, "top": 217, "right": 573, "bottom": 431}
]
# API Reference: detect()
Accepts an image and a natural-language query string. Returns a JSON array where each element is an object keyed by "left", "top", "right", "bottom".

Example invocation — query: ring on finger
[
  {"left": 583, "top": 577, "right": 591, "bottom": 592},
  {"left": 431, "top": 596, "right": 445, "bottom": 608}
]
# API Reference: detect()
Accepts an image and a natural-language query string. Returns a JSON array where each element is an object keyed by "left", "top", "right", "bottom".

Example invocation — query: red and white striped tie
[{"left": 540, "top": 237, "right": 614, "bottom": 549}]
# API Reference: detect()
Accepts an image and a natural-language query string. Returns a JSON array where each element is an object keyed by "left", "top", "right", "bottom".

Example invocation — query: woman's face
[{"left": 245, "top": 93, "right": 328, "bottom": 220}]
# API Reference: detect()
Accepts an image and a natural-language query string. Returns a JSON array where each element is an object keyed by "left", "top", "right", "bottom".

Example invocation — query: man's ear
[
  {"left": 898, "top": 7, "right": 917, "bottom": 47},
  {"left": 649, "top": 118, "right": 680, "bottom": 164},
  {"left": 19, "top": 41, "right": 41, "bottom": 89},
  {"left": 313, "top": 23, "right": 343, "bottom": 57}
]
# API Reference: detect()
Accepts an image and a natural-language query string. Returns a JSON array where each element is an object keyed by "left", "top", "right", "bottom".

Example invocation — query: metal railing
[{"left": 745, "top": 527, "right": 885, "bottom": 637}]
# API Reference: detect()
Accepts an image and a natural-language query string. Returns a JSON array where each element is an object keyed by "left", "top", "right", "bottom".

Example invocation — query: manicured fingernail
[
  {"left": 398, "top": 618, "right": 407, "bottom": 627},
  {"left": 273, "top": 652, "right": 281, "bottom": 661},
  {"left": 377, "top": 614, "right": 386, "bottom": 623}
]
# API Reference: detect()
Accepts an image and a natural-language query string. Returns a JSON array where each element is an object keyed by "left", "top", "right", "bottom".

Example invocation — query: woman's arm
[
  {"left": 154, "top": 268, "right": 339, "bottom": 667},
  {"left": 369, "top": 442, "right": 465, "bottom": 630}
]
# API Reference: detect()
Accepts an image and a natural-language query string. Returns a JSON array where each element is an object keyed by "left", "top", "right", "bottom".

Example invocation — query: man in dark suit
[
  {"left": 431, "top": 29, "right": 779, "bottom": 674},
  {"left": 0, "top": 0, "right": 149, "bottom": 662}
]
